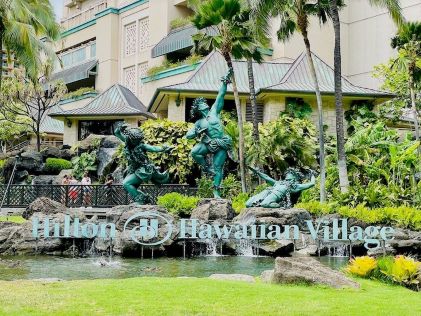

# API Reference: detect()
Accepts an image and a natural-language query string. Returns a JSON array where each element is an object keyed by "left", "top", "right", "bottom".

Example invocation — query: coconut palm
[
  {"left": 0, "top": 0, "right": 60, "bottom": 87},
  {"left": 190, "top": 0, "right": 263, "bottom": 192},
  {"left": 251, "top": 0, "right": 338, "bottom": 202},
  {"left": 391, "top": 22, "right": 421, "bottom": 152},
  {"left": 329, "top": 0, "right": 404, "bottom": 193}
]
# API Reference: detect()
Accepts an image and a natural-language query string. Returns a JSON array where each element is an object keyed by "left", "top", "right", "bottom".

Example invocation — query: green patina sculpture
[
  {"left": 115, "top": 123, "right": 172, "bottom": 204},
  {"left": 246, "top": 167, "right": 316, "bottom": 208},
  {"left": 186, "top": 69, "right": 233, "bottom": 198}
]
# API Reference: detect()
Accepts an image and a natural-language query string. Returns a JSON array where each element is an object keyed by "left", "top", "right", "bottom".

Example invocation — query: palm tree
[
  {"left": 391, "top": 22, "right": 421, "bottom": 152},
  {"left": 252, "top": 0, "right": 336, "bottom": 202},
  {"left": 191, "top": 0, "right": 262, "bottom": 192},
  {"left": 0, "top": 0, "right": 60, "bottom": 88},
  {"left": 329, "top": 0, "right": 404, "bottom": 193}
]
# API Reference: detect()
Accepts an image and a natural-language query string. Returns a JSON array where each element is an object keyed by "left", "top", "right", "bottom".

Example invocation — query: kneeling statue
[
  {"left": 115, "top": 123, "right": 172, "bottom": 204},
  {"left": 246, "top": 166, "right": 316, "bottom": 208}
]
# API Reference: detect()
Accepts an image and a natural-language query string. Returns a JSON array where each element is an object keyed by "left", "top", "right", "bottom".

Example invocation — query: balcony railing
[
  {"left": 61, "top": 0, "right": 108, "bottom": 30},
  {"left": 0, "top": 184, "right": 197, "bottom": 208}
]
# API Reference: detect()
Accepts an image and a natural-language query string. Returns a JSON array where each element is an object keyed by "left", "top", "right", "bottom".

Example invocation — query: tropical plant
[
  {"left": 390, "top": 21, "right": 421, "bottom": 151},
  {"left": 157, "top": 193, "right": 199, "bottom": 217},
  {"left": 328, "top": 0, "right": 404, "bottom": 193},
  {"left": 0, "top": 0, "right": 60, "bottom": 87},
  {"left": 197, "top": 174, "right": 242, "bottom": 199},
  {"left": 190, "top": 0, "right": 264, "bottom": 192},
  {"left": 72, "top": 151, "right": 98, "bottom": 180},
  {"left": 170, "top": 16, "right": 191, "bottom": 30},
  {"left": 346, "top": 256, "right": 378, "bottom": 277},
  {"left": 0, "top": 69, "right": 66, "bottom": 152},
  {"left": 252, "top": 0, "right": 338, "bottom": 202},
  {"left": 141, "top": 119, "right": 198, "bottom": 184}
]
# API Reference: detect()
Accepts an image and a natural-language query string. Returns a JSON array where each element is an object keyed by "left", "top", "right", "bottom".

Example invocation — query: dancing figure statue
[
  {"left": 246, "top": 167, "right": 316, "bottom": 208},
  {"left": 115, "top": 123, "right": 172, "bottom": 204},
  {"left": 185, "top": 69, "right": 233, "bottom": 198}
]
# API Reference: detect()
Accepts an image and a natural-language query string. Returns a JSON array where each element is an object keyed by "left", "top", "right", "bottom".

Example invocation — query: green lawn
[
  {"left": 0, "top": 216, "right": 26, "bottom": 224},
  {"left": 0, "top": 277, "right": 419, "bottom": 315}
]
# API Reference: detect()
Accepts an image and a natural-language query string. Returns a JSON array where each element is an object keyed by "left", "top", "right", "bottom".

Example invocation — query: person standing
[{"left": 81, "top": 171, "right": 92, "bottom": 208}]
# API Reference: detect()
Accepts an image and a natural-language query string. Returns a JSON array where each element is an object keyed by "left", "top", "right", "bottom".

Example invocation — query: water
[{"left": 0, "top": 255, "right": 349, "bottom": 281}]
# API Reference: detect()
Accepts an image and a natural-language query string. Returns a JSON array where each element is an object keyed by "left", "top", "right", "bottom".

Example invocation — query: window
[
  {"left": 90, "top": 42, "right": 96, "bottom": 58},
  {"left": 79, "top": 120, "right": 123, "bottom": 141},
  {"left": 139, "top": 18, "right": 149, "bottom": 51},
  {"left": 124, "top": 22, "right": 137, "bottom": 56},
  {"left": 61, "top": 46, "right": 87, "bottom": 68},
  {"left": 246, "top": 102, "right": 264, "bottom": 123},
  {"left": 123, "top": 66, "right": 136, "bottom": 93}
]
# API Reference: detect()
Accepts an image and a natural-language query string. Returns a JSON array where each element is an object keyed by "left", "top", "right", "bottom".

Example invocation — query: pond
[{"left": 0, "top": 255, "right": 349, "bottom": 281}]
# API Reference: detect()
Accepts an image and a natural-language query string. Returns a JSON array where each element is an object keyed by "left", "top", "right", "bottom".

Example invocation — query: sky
[{"left": 51, "top": 0, "right": 63, "bottom": 21}]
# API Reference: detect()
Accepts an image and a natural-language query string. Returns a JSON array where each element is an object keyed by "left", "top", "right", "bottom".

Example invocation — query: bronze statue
[
  {"left": 186, "top": 69, "right": 233, "bottom": 198},
  {"left": 246, "top": 167, "right": 316, "bottom": 208},
  {"left": 115, "top": 123, "right": 172, "bottom": 204}
]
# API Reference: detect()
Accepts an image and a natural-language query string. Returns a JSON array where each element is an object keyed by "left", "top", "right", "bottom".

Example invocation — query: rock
[
  {"left": 293, "top": 244, "right": 319, "bottom": 257},
  {"left": 209, "top": 274, "right": 255, "bottom": 283},
  {"left": 59, "top": 149, "right": 75, "bottom": 160},
  {"left": 19, "top": 150, "right": 44, "bottom": 173},
  {"left": 15, "top": 170, "right": 29, "bottom": 182},
  {"left": 54, "top": 169, "right": 73, "bottom": 185},
  {"left": 111, "top": 166, "right": 125, "bottom": 184},
  {"left": 22, "top": 197, "right": 85, "bottom": 220},
  {"left": 97, "top": 147, "right": 117, "bottom": 177},
  {"left": 258, "top": 240, "right": 294, "bottom": 257},
  {"left": 191, "top": 199, "right": 235, "bottom": 221},
  {"left": 234, "top": 208, "right": 311, "bottom": 230},
  {"left": 260, "top": 270, "right": 274, "bottom": 283},
  {"left": 78, "top": 134, "right": 105, "bottom": 151},
  {"left": 101, "top": 135, "right": 122, "bottom": 148},
  {"left": 41, "top": 146, "right": 61, "bottom": 159},
  {"left": 271, "top": 257, "right": 359, "bottom": 288},
  {"left": 31, "top": 175, "right": 57, "bottom": 185}
]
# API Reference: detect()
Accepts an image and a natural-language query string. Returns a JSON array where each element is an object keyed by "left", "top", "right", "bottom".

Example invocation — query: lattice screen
[
  {"left": 124, "top": 22, "right": 137, "bottom": 56},
  {"left": 138, "top": 62, "right": 148, "bottom": 95},
  {"left": 139, "top": 18, "right": 150, "bottom": 51},
  {"left": 124, "top": 66, "right": 136, "bottom": 93}
]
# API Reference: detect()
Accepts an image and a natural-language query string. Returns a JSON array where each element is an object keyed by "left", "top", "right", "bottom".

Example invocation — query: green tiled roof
[
  {"left": 151, "top": 25, "right": 217, "bottom": 58},
  {"left": 50, "top": 59, "right": 97, "bottom": 85},
  {"left": 50, "top": 84, "right": 155, "bottom": 118},
  {"left": 40, "top": 108, "right": 64, "bottom": 134},
  {"left": 161, "top": 51, "right": 291, "bottom": 93},
  {"left": 263, "top": 52, "right": 393, "bottom": 97}
]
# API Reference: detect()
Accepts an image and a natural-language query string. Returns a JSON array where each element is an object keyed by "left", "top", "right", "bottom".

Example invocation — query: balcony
[{"left": 61, "top": 0, "right": 108, "bottom": 30}]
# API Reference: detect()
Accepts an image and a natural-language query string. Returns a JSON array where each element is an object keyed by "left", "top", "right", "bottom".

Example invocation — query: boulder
[
  {"left": 78, "top": 134, "right": 105, "bottom": 151},
  {"left": 234, "top": 208, "right": 311, "bottom": 230},
  {"left": 260, "top": 270, "right": 274, "bottom": 283},
  {"left": 15, "top": 170, "right": 29, "bottom": 182},
  {"left": 209, "top": 274, "right": 255, "bottom": 283},
  {"left": 191, "top": 199, "right": 235, "bottom": 221},
  {"left": 293, "top": 244, "right": 319, "bottom": 257},
  {"left": 258, "top": 240, "right": 294, "bottom": 257},
  {"left": 270, "top": 257, "right": 359, "bottom": 288},
  {"left": 19, "top": 150, "right": 44, "bottom": 173},
  {"left": 59, "top": 149, "right": 75, "bottom": 160},
  {"left": 22, "top": 197, "right": 85, "bottom": 220},
  {"left": 97, "top": 147, "right": 117, "bottom": 177},
  {"left": 111, "top": 166, "right": 125, "bottom": 183},
  {"left": 41, "top": 146, "right": 61, "bottom": 159},
  {"left": 54, "top": 169, "right": 74, "bottom": 185},
  {"left": 101, "top": 135, "right": 122, "bottom": 149},
  {"left": 31, "top": 175, "right": 57, "bottom": 185}
]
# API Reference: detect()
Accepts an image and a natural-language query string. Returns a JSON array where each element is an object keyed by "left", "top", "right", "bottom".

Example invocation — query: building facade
[{"left": 48, "top": 0, "right": 420, "bottom": 146}]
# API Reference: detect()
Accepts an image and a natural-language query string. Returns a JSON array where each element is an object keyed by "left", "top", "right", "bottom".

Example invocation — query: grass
[
  {"left": 0, "top": 216, "right": 26, "bottom": 224},
  {"left": 0, "top": 277, "right": 419, "bottom": 315}
]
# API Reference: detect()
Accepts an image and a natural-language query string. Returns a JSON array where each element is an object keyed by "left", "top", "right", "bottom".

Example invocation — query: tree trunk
[
  {"left": 0, "top": 22, "right": 3, "bottom": 93},
  {"left": 302, "top": 33, "right": 326, "bottom": 202},
  {"left": 330, "top": 0, "right": 349, "bottom": 193},
  {"left": 247, "top": 58, "right": 259, "bottom": 145},
  {"left": 409, "top": 76, "right": 420, "bottom": 154},
  {"left": 36, "top": 126, "right": 41, "bottom": 152},
  {"left": 223, "top": 52, "right": 246, "bottom": 192}
]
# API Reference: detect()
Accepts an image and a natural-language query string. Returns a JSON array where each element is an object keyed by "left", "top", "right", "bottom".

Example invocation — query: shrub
[
  {"left": 44, "top": 158, "right": 72, "bottom": 174},
  {"left": 157, "top": 193, "right": 199, "bottom": 217},
  {"left": 296, "top": 201, "right": 421, "bottom": 231},
  {"left": 346, "top": 256, "right": 378, "bottom": 277},
  {"left": 387, "top": 256, "right": 421, "bottom": 286},
  {"left": 0, "top": 159, "right": 5, "bottom": 170},
  {"left": 197, "top": 174, "right": 242, "bottom": 199},
  {"left": 232, "top": 193, "right": 249, "bottom": 214},
  {"left": 170, "top": 17, "right": 191, "bottom": 30},
  {"left": 146, "top": 55, "right": 202, "bottom": 78}
]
